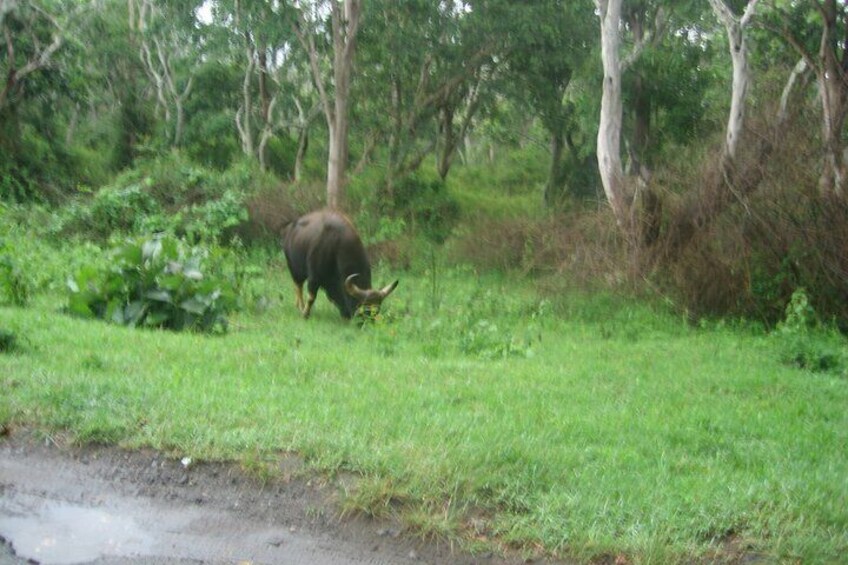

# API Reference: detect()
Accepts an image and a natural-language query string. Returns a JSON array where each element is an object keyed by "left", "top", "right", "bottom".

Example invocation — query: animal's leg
[
  {"left": 294, "top": 282, "right": 305, "bottom": 313},
  {"left": 302, "top": 280, "right": 319, "bottom": 319}
]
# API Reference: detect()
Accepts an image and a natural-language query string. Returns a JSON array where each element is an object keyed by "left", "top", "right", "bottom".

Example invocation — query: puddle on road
[{"left": 0, "top": 500, "right": 153, "bottom": 564}]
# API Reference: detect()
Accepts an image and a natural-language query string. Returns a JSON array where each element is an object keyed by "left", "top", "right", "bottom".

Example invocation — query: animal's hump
[{"left": 320, "top": 210, "right": 356, "bottom": 232}]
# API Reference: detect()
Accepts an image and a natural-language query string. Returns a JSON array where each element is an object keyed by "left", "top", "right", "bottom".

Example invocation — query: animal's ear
[{"left": 378, "top": 280, "right": 399, "bottom": 299}]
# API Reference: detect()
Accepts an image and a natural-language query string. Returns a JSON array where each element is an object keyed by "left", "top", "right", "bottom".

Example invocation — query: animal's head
[{"left": 345, "top": 274, "right": 398, "bottom": 318}]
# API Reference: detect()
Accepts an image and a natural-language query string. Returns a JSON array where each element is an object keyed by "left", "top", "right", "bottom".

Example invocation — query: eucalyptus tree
[
  {"left": 293, "top": 0, "right": 362, "bottom": 209},
  {"left": 708, "top": 0, "right": 759, "bottom": 163},
  {"left": 765, "top": 0, "right": 848, "bottom": 198},
  {"left": 498, "top": 0, "right": 595, "bottom": 206},
  {"left": 0, "top": 0, "right": 105, "bottom": 198},
  {"left": 354, "top": 0, "right": 497, "bottom": 199},
  {"left": 74, "top": 0, "right": 154, "bottom": 169},
  {"left": 0, "top": 0, "right": 65, "bottom": 113},
  {"left": 129, "top": 0, "right": 208, "bottom": 148},
  {"left": 209, "top": 0, "right": 302, "bottom": 171},
  {"left": 594, "top": 0, "right": 659, "bottom": 242}
]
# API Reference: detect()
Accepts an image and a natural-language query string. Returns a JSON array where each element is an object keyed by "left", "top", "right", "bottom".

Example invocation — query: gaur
[{"left": 282, "top": 209, "right": 398, "bottom": 319}]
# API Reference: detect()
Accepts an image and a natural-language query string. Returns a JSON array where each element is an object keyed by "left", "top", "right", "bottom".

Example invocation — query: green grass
[{"left": 2, "top": 264, "right": 847, "bottom": 563}]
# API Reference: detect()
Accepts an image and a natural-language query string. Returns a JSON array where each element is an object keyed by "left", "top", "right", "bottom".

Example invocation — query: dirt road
[{"left": 1, "top": 431, "right": 538, "bottom": 565}]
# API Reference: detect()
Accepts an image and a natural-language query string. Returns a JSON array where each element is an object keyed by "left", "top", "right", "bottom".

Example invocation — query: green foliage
[
  {"left": 0, "top": 247, "right": 33, "bottom": 307},
  {"left": 773, "top": 289, "right": 846, "bottom": 374},
  {"left": 448, "top": 143, "right": 548, "bottom": 220},
  {"left": 58, "top": 180, "right": 162, "bottom": 238},
  {"left": 52, "top": 153, "right": 265, "bottom": 243},
  {"left": 392, "top": 173, "right": 460, "bottom": 244},
  {"left": 264, "top": 135, "right": 300, "bottom": 179},
  {"left": 0, "top": 329, "right": 17, "bottom": 353},
  {"left": 66, "top": 234, "right": 237, "bottom": 333},
  {"left": 0, "top": 207, "right": 34, "bottom": 306}
]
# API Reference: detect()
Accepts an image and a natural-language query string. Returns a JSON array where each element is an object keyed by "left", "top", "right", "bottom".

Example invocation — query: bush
[
  {"left": 0, "top": 329, "right": 17, "bottom": 353},
  {"left": 67, "top": 234, "right": 237, "bottom": 333},
  {"left": 351, "top": 170, "right": 460, "bottom": 244},
  {"left": 0, "top": 207, "right": 34, "bottom": 305},
  {"left": 773, "top": 289, "right": 846, "bottom": 374},
  {"left": 51, "top": 153, "right": 274, "bottom": 244},
  {"left": 0, "top": 250, "right": 33, "bottom": 307},
  {"left": 59, "top": 180, "right": 162, "bottom": 238}
]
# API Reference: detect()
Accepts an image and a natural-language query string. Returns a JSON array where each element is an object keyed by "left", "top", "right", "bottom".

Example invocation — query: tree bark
[
  {"left": 0, "top": 5, "right": 63, "bottom": 112},
  {"left": 544, "top": 129, "right": 566, "bottom": 207},
  {"left": 816, "top": 0, "right": 848, "bottom": 197},
  {"left": 294, "top": 125, "right": 308, "bottom": 183},
  {"left": 708, "top": 0, "right": 758, "bottom": 162},
  {"left": 295, "top": 0, "right": 361, "bottom": 210},
  {"left": 595, "top": 0, "right": 632, "bottom": 235},
  {"left": 778, "top": 58, "right": 810, "bottom": 126},
  {"left": 776, "top": 0, "right": 848, "bottom": 198}
]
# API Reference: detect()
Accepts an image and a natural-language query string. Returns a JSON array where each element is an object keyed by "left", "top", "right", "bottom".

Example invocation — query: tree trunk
[
  {"left": 437, "top": 105, "right": 454, "bottom": 181},
  {"left": 595, "top": 0, "right": 633, "bottom": 236},
  {"left": 294, "top": 126, "right": 308, "bottom": 183},
  {"left": 326, "top": 115, "right": 347, "bottom": 209},
  {"left": 625, "top": 8, "right": 650, "bottom": 176},
  {"left": 777, "top": 0, "right": 847, "bottom": 197},
  {"left": 296, "top": 0, "right": 360, "bottom": 209},
  {"left": 544, "top": 130, "right": 566, "bottom": 207},
  {"left": 238, "top": 34, "right": 254, "bottom": 157},
  {"left": 631, "top": 72, "right": 650, "bottom": 171},
  {"left": 708, "top": 0, "right": 758, "bottom": 163},
  {"left": 818, "top": 0, "right": 848, "bottom": 197},
  {"left": 778, "top": 59, "right": 810, "bottom": 126},
  {"left": 257, "top": 44, "right": 271, "bottom": 170}
]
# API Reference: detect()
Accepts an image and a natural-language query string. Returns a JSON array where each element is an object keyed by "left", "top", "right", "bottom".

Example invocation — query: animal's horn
[
  {"left": 377, "top": 280, "right": 399, "bottom": 299},
  {"left": 345, "top": 274, "right": 368, "bottom": 300}
]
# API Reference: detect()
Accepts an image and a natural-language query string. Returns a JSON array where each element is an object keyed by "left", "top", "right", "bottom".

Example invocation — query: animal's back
[{"left": 282, "top": 209, "right": 369, "bottom": 284}]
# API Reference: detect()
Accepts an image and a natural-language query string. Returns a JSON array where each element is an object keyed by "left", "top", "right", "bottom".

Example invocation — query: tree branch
[{"left": 293, "top": 10, "right": 332, "bottom": 125}]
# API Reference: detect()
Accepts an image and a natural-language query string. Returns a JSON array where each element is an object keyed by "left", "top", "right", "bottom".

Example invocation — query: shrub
[
  {"left": 0, "top": 329, "right": 17, "bottom": 353},
  {"left": 0, "top": 250, "right": 33, "bottom": 307},
  {"left": 0, "top": 208, "right": 34, "bottom": 305},
  {"left": 773, "top": 289, "right": 846, "bottom": 374},
  {"left": 351, "top": 170, "right": 460, "bottom": 244},
  {"left": 67, "top": 234, "right": 237, "bottom": 333},
  {"left": 51, "top": 154, "right": 274, "bottom": 244}
]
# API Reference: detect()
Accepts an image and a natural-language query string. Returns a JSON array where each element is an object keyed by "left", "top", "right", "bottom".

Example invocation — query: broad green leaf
[
  {"left": 180, "top": 296, "right": 209, "bottom": 315},
  {"left": 144, "top": 289, "right": 172, "bottom": 303}
]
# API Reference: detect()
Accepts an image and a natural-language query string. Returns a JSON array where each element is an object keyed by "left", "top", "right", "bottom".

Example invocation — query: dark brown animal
[{"left": 282, "top": 209, "right": 398, "bottom": 319}]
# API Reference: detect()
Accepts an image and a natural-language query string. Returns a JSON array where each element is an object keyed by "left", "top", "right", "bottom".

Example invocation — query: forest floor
[{"left": 0, "top": 429, "right": 563, "bottom": 565}]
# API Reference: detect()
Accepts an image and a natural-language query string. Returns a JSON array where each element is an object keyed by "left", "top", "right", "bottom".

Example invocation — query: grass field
[{"left": 1, "top": 262, "right": 847, "bottom": 563}]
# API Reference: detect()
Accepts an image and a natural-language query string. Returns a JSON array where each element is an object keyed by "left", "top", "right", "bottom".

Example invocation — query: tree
[
  {"left": 767, "top": 0, "right": 848, "bottom": 197},
  {"left": 500, "top": 0, "right": 595, "bottom": 206},
  {"left": 595, "top": 0, "right": 655, "bottom": 241},
  {"left": 294, "top": 0, "right": 362, "bottom": 209},
  {"left": 708, "top": 0, "right": 759, "bottom": 163},
  {"left": 0, "top": 0, "right": 64, "bottom": 113},
  {"left": 130, "top": 0, "right": 201, "bottom": 148},
  {"left": 354, "top": 0, "right": 496, "bottom": 200}
]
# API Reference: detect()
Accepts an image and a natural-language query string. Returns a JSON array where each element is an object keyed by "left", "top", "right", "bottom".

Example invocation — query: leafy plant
[
  {"left": 66, "top": 234, "right": 237, "bottom": 333},
  {"left": 0, "top": 231, "right": 34, "bottom": 306},
  {"left": 0, "top": 329, "right": 18, "bottom": 352},
  {"left": 774, "top": 288, "right": 845, "bottom": 373},
  {"left": 53, "top": 179, "right": 162, "bottom": 238}
]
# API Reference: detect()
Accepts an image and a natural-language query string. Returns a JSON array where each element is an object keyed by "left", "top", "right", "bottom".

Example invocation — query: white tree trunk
[
  {"left": 326, "top": 0, "right": 359, "bottom": 209},
  {"left": 295, "top": 0, "right": 361, "bottom": 210},
  {"left": 777, "top": 0, "right": 848, "bottom": 197},
  {"left": 595, "top": 0, "right": 630, "bottom": 230},
  {"left": 778, "top": 58, "right": 810, "bottom": 126},
  {"left": 708, "top": 0, "right": 758, "bottom": 162}
]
